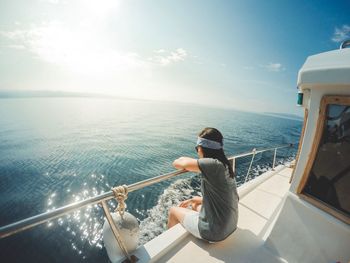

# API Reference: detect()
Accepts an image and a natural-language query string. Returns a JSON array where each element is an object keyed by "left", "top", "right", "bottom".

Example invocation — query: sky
[{"left": 0, "top": 0, "right": 349, "bottom": 115}]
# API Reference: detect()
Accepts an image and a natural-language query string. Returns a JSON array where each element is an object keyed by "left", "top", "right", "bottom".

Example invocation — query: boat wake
[{"left": 139, "top": 175, "right": 201, "bottom": 244}]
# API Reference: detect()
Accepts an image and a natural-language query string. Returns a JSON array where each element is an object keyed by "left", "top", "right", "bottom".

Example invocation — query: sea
[{"left": 0, "top": 97, "right": 302, "bottom": 263}]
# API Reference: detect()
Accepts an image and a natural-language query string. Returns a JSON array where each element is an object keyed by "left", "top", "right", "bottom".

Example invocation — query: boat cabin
[{"left": 271, "top": 45, "right": 350, "bottom": 262}]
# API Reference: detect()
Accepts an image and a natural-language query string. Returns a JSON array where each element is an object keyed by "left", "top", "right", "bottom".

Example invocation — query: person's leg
[
  {"left": 167, "top": 207, "right": 192, "bottom": 229},
  {"left": 181, "top": 210, "right": 202, "bottom": 239}
]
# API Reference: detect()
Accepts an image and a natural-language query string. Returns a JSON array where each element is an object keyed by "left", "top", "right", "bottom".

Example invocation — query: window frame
[
  {"left": 297, "top": 95, "right": 350, "bottom": 225},
  {"left": 290, "top": 108, "right": 308, "bottom": 183}
]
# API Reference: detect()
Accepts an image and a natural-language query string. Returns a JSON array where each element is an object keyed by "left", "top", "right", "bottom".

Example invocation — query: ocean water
[{"left": 0, "top": 97, "right": 302, "bottom": 262}]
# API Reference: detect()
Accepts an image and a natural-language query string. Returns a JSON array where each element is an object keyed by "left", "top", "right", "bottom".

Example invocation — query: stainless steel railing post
[
  {"left": 272, "top": 148, "right": 277, "bottom": 170},
  {"left": 244, "top": 148, "right": 256, "bottom": 183}
]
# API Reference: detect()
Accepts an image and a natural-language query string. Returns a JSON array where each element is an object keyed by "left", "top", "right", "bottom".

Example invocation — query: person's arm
[
  {"left": 192, "top": 196, "right": 202, "bottom": 203},
  {"left": 172, "top": 157, "right": 200, "bottom": 173},
  {"left": 179, "top": 196, "right": 203, "bottom": 208}
]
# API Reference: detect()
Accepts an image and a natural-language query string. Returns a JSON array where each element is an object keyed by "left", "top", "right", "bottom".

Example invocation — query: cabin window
[{"left": 300, "top": 96, "right": 350, "bottom": 222}]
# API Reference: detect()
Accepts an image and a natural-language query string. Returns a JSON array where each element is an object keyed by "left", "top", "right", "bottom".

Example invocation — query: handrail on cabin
[{"left": 0, "top": 143, "right": 293, "bottom": 239}]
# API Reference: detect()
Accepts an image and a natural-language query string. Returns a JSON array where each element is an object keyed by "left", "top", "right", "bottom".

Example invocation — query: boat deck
[{"left": 133, "top": 165, "right": 293, "bottom": 263}]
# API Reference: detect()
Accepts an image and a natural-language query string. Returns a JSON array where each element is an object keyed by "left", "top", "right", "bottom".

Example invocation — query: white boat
[
  {"left": 128, "top": 42, "right": 350, "bottom": 262},
  {"left": 1, "top": 42, "right": 349, "bottom": 263}
]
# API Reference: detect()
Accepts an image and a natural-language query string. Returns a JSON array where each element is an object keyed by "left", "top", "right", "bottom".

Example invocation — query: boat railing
[{"left": 0, "top": 143, "right": 294, "bottom": 260}]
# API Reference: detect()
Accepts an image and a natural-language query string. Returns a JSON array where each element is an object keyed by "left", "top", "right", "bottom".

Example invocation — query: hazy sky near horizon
[{"left": 0, "top": 0, "right": 349, "bottom": 114}]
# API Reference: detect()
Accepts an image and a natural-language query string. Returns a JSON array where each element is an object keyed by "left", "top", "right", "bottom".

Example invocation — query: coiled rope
[
  {"left": 112, "top": 185, "right": 128, "bottom": 219},
  {"left": 102, "top": 184, "right": 138, "bottom": 262}
]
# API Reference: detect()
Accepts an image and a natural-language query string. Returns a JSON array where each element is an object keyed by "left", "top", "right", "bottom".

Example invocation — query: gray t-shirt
[{"left": 197, "top": 158, "right": 239, "bottom": 242}]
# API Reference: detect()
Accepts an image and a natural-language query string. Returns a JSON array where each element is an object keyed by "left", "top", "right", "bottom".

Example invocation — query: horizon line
[{"left": 0, "top": 89, "right": 304, "bottom": 119}]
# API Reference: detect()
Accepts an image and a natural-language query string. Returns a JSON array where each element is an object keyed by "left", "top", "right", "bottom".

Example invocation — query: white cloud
[
  {"left": 45, "top": 0, "right": 60, "bottom": 4},
  {"left": 152, "top": 48, "right": 188, "bottom": 66},
  {"left": 154, "top": 49, "right": 166, "bottom": 53},
  {"left": 7, "top": 44, "right": 26, "bottom": 50},
  {"left": 78, "top": 0, "right": 122, "bottom": 18},
  {"left": 38, "top": 0, "right": 60, "bottom": 3},
  {"left": 243, "top": 66, "right": 254, "bottom": 70},
  {"left": 0, "top": 30, "right": 27, "bottom": 40},
  {"left": 262, "top": 62, "right": 285, "bottom": 72},
  {"left": 0, "top": 22, "right": 147, "bottom": 75},
  {"left": 0, "top": 23, "right": 189, "bottom": 74},
  {"left": 332, "top": 24, "right": 350, "bottom": 43}
]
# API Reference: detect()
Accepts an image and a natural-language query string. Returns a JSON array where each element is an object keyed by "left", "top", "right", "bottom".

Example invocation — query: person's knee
[
  {"left": 168, "top": 206, "right": 176, "bottom": 217},
  {"left": 167, "top": 207, "right": 179, "bottom": 228},
  {"left": 169, "top": 207, "right": 187, "bottom": 224}
]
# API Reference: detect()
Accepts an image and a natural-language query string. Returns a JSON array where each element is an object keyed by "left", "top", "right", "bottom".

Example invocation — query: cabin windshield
[{"left": 303, "top": 103, "right": 350, "bottom": 216}]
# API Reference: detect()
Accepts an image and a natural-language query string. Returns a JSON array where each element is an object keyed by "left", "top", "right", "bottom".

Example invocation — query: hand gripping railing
[{"left": 0, "top": 143, "right": 293, "bottom": 260}]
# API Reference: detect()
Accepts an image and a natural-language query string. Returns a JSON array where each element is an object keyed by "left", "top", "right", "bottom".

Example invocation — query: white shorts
[{"left": 181, "top": 210, "right": 202, "bottom": 239}]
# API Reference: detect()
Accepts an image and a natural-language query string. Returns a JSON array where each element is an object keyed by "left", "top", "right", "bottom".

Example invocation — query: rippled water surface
[{"left": 0, "top": 98, "right": 302, "bottom": 262}]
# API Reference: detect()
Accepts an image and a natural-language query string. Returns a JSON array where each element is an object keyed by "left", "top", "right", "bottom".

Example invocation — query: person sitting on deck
[{"left": 167, "top": 127, "right": 239, "bottom": 243}]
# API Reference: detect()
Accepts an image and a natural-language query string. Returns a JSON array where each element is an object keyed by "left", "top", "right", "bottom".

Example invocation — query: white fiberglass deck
[{"left": 133, "top": 165, "right": 293, "bottom": 263}]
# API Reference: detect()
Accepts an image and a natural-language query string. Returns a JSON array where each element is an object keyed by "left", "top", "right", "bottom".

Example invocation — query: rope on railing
[
  {"left": 102, "top": 184, "right": 138, "bottom": 262},
  {"left": 101, "top": 200, "right": 132, "bottom": 262},
  {"left": 112, "top": 185, "right": 128, "bottom": 218}
]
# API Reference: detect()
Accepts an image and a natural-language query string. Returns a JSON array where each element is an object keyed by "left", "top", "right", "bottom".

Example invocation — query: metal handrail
[{"left": 0, "top": 143, "right": 293, "bottom": 239}]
